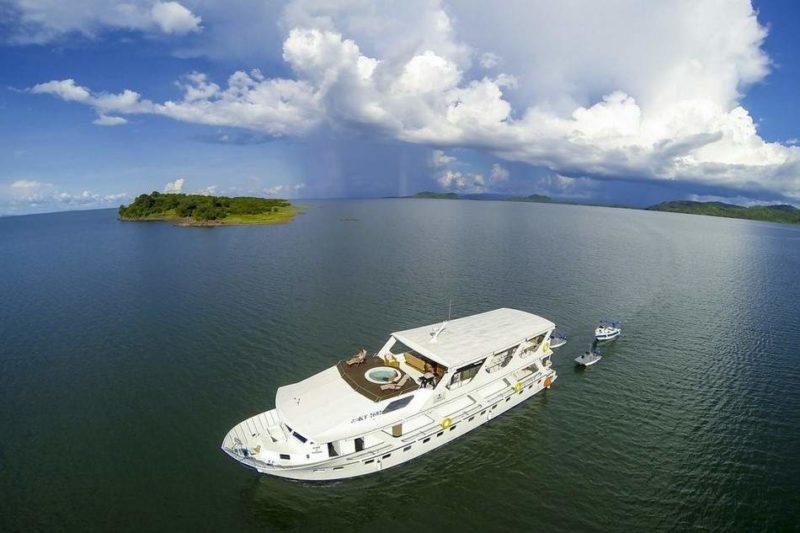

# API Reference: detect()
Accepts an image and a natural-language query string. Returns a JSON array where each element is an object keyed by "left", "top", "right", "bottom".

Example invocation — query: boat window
[
  {"left": 448, "top": 360, "right": 485, "bottom": 389},
  {"left": 292, "top": 431, "right": 308, "bottom": 444},
  {"left": 397, "top": 346, "right": 445, "bottom": 379},
  {"left": 484, "top": 345, "right": 518, "bottom": 373},
  {"left": 423, "top": 437, "right": 431, "bottom": 443},
  {"left": 403, "top": 445, "right": 412, "bottom": 452},
  {"left": 355, "top": 437, "right": 365, "bottom": 452},
  {"left": 280, "top": 453, "right": 290, "bottom": 460},
  {"left": 383, "top": 395, "right": 414, "bottom": 414},
  {"left": 327, "top": 442, "right": 338, "bottom": 457}
]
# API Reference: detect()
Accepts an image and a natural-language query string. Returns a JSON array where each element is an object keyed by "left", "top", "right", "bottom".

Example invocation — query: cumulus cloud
[
  {"left": 265, "top": 183, "right": 306, "bottom": 197},
  {"left": 479, "top": 52, "right": 500, "bottom": 69},
  {"left": 1, "top": 180, "right": 128, "bottom": 215},
  {"left": 164, "top": 178, "right": 185, "bottom": 193},
  {"left": 151, "top": 2, "right": 202, "bottom": 34},
  {"left": 93, "top": 114, "right": 127, "bottom": 126},
  {"left": 25, "top": 0, "right": 800, "bottom": 201},
  {"left": 4, "top": 0, "right": 201, "bottom": 43},
  {"left": 437, "top": 170, "right": 485, "bottom": 193},
  {"left": 431, "top": 149, "right": 455, "bottom": 167},
  {"left": 490, "top": 163, "right": 509, "bottom": 183}
]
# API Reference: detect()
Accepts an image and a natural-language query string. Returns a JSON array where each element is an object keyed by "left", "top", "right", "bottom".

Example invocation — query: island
[
  {"left": 412, "top": 191, "right": 460, "bottom": 199},
  {"left": 648, "top": 201, "right": 800, "bottom": 224},
  {"left": 118, "top": 192, "right": 297, "bottom": 226},
  {"left": 405, "top": 191, "right": 800, "bottom": 225}
]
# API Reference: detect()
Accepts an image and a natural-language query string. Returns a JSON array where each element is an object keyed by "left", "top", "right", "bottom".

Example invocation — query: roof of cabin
[{"left": 392, "top": 308, "right": 554, "bottom": 368}]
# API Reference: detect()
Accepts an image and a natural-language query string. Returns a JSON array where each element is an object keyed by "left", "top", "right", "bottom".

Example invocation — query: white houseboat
[{"left": 221, "top": 308, "right": 558, "bottom": 480}]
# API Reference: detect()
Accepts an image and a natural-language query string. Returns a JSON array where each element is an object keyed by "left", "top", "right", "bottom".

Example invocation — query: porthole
[{"left": 403, "top": 446, "right": 412, "bottom": 452}]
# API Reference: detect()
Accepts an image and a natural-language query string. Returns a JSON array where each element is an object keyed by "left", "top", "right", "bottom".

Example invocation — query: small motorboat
[
  {"left": 549, "top": 330, "right": 567, "bottom": 349},
  {"left": 575, "top": 339, "right": 602, "bottom": 367},
  {"left": 594, "top": 320, "right": 621, "bottom": 341},
  {"left": 575, "top": 350, "right": 602, "bottom": 367}
]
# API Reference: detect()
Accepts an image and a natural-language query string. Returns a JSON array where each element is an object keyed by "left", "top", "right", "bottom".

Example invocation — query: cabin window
[
  {"left": 355, "top": 437, "right": 365, "bottom": 452},
  {"left": 404, "top": 445, "right": 412, "bottom": 452},
  {"left": 423, "top": 437, "right": 431, "bottom": 443},
  {"left": 292, "top": 431, "right": 308, "bottom": 444},
  {"left": 280, "top": 453, "right": 290, "bottom": 460},
  {"left": 383, "top": 395, "right": 414, "bottom": 414},
  {"left": 327, "top": 442, "right": 338, "bottom": 457},
  {"left": 448, "top": 360, "right": 485, "bottom": 389},
  {"left": 382, "top": 453, "right": 392, "bottom": 459},
  {"left": 484, "top": 345, "right": 518, "bottom": 373}
]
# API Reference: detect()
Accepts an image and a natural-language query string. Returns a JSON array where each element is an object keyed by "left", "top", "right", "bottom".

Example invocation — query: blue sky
[{"left": 1, "top": 0, "right": 799, "bottom": 215}]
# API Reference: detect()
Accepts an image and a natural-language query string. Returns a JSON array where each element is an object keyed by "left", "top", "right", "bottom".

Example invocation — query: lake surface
[{"left": 1, "top": 199, "right": 799, "bottom": 531}]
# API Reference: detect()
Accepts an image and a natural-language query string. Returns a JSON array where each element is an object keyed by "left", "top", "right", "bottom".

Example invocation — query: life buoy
[
  {"left": 514, "top": 382, "right": 523, "bottom": 393},
  {"left": 544, "top": 376, "right": 553, "bottom": 388},
  {"left": 440, "top": 418, "right": 453, "bottom": 429}
]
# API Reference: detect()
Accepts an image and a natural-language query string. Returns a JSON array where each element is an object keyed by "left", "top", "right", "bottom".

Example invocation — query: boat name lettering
[{"left": 351, "top": 410, "right": 383, "bottom": 423}]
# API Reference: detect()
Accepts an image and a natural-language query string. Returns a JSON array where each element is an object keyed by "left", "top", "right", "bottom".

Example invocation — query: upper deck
[{"left": 392, "top": 308, "right": 554, "bottom": 368}]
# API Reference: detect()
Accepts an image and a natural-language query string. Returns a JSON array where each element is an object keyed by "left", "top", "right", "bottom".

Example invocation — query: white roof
[
  {"left": 392, "top": 308, "right": 554, "bottom": 368},
  {"left": 275, "top": 366, "right": 374, "bottom": 442}
]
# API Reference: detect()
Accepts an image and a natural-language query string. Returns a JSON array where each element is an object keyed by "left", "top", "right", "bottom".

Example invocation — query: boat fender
[
  {"left": 542, "top": 341, "right": 550, "bottom": 352},
  {"left": 514, "top": 382, "right": 523, "bottom": 393},
  {"left": 544, "top": 377, "right": 553, "bottom": 388},
  {"left": 440, "top": 418, "right": 452, "bottom": 429}
]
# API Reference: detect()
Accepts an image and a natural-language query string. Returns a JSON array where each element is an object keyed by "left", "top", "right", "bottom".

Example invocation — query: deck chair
[
  {"left": 346, "top": 349, "right": 368, "bottom": 366},
  {"left": 380, "top": 373, "right": 411, "bottom": 391}
]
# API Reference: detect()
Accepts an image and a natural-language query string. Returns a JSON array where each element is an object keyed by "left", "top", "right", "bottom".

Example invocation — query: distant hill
[
  {"left": 506, "top": 194, "right": 552, "bottom": 203},
  {"left": 413, "top": 191, "right": 460, "bottom": 199},
  {"left": 118, "top": 192, "right": 296, "bottom": 226},
  {"left": 648, "top": 201, "right": 800, "bottom": 224}
]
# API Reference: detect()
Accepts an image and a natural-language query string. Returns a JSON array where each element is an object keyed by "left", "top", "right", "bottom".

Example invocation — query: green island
[
  {"left": 413, "top": 191, "right": 460, "bottom": 199},
  {"left": 648, "top": 201, "right": 800, "bottom": 224},
  {"left": 409, "top": 192, "right": 800, "bottom": 225},
  {"left": 118, "top": 192, "right": 297, "bottom": 226}
]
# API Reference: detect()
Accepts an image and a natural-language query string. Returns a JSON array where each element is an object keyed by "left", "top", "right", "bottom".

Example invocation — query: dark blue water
[{"left": 1, "top": 200, "right": 799, "bottom": 531}]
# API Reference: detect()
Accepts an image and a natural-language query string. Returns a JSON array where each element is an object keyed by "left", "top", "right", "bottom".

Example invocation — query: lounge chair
[
  {"left": 380, "top": 373, "right": 411, "bottom": 390},
  {"left": 346, "top": 349, "right": 368, "bottom": 366}
]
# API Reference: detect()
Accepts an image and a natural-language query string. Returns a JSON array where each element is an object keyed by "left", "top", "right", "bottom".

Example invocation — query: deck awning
[{"left": 392, "top": 308, "right": 554, "bottom": 368}]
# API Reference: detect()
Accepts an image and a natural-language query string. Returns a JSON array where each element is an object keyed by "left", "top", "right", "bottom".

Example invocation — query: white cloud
[
  {"left": 30, "top": 79, "right": 90, "bottom": 102},
  {"left": 151, "top": 2, "right": 202, "bottom": 34},
  {"left": 93, "top": 114, "right": 127, "bottom": 126},
  {"left": 437, "top": 170, "right": 485, "bottom": 193},
  {"left": 431, "top": 149, "right": 455, "bottom": 167},
  {"left": 479, "top": 52, "right": 500, "bottom": 69},
  {"left": 265, "top": 183, "right": 306, "bottom": 197},
  {"left": 25, "top": 0, "right": 800, "bottom": 200},
  {"left": 164, "top": 178, "right": 185, "bottom": 193},
  {"left": 490, "top": 163, "right": 509, "bottom": 183},
  {"left": 1, "top": 179, "right": 128, "bottom": 215},
  {"left": 5, "top": 0, "right": 202, "bottom": 43}
]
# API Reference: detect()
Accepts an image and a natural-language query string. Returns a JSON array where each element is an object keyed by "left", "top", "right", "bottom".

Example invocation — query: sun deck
[{"left": 336, "top": 357, "right": 419, "bottom": 402}]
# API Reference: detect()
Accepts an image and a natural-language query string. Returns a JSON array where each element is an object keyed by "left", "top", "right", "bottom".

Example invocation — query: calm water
[{"left": 1, "top": 200, "right": 799, "bottom": 531}]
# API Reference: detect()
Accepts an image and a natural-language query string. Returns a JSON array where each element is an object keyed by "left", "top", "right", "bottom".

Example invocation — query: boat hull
[
  {"left": 223, "top": 370, "right": 556, "bottom": 481},
  {"left": 594, "top": 330, "right": 620, "bottom": 341}
]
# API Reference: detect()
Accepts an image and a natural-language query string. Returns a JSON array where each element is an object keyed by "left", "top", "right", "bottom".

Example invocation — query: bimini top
[{"left": 392, "top": 308, "right": 554, "bottom": 368}]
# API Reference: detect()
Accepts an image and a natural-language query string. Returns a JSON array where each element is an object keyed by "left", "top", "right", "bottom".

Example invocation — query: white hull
[
  {"left": 594, "top": 330, "right": 620, "bottom": 341},
  {"left": 224, "top": 369, "right": 555, "bottom": 481},
  {"left": 575, "top": 356, "right": 601, "bottom": 367}
]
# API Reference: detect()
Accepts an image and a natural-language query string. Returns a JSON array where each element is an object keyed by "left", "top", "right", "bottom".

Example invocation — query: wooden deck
[{"left": 336, "top": 356, "right": 419, "bottom": 402}]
